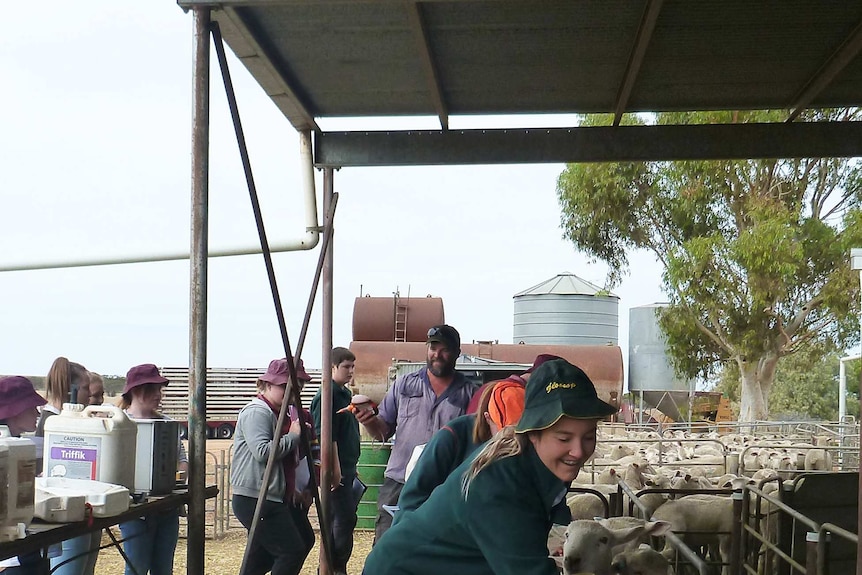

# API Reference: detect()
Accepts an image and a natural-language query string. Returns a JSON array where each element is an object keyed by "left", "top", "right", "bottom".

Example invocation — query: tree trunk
[{"left": 737, "top": 354, "right": 779, "bottom": 421}]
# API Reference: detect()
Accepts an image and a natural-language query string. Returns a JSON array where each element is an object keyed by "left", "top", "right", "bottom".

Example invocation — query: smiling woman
[{"left": 362, "top": 359, "right": 618, "bottom": 575}]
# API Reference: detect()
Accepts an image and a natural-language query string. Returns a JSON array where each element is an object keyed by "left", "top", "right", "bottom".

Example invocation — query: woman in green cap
[{"left": 361, "top": 358, "right": 617, "bottom": 575}]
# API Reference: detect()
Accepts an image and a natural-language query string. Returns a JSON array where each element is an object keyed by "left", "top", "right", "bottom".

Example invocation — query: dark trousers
[
  {"left": 324, "top": 473, "right": 359, "bottom": 572},
  {"left": 4, "top": 551, "right": 50, "bottom": 575},
  {"left": 373, "top": 478, "right": 404, "bottom": 545},
  {"left": 232, "top": 494, "right": 315, "bottom": 575}
]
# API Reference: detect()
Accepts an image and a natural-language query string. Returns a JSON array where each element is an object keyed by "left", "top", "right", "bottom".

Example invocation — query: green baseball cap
[{"left": 516, "top": 358, "right": 617, "bottom": 432}]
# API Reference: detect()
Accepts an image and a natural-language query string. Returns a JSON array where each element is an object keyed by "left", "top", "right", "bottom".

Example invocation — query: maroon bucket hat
[
  {"left": 0, "top": 376, "right": 47, "bottom": 420},
  {"left": 260, "top": 358, "right": 311, "bottom": 386},
  {"left": 123, "top": 363, "right": 169, "bottom": 395}
]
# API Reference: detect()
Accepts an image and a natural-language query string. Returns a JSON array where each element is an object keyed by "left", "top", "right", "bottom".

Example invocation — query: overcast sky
[{"left": 0, "top": 1, "right": 666, "bottom": 380}]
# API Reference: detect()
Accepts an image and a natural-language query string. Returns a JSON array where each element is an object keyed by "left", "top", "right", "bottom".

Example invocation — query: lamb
[
  {"left": 567, "top": 491, "right": 610, "bottom": 520},
  {"left": 556, "top": 518, "right": 671, "bottom": 575},
  {"left": 803, "top": 448, "right": 832, "bottom": 471},
  {"left": 650, "top": 494, "right": 734, "bottom": 575},
  {"left": 611, "top": 544, "right": 673, "bottom": 575}
]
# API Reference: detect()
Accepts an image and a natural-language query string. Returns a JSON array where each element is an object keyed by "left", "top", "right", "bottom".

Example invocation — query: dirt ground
[
  {"left": 94, "top": 439, "right": 374, "bottom": 574},
  {"left": 94, "top": 528, "right": 375, "bottom": 575}
]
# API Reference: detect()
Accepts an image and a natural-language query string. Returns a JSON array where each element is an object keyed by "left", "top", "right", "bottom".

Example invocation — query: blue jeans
[
  {"left": 118, "top": 511, "right": 180, "bottom": 575},
  {"left": 50, "top": 531, "right": 101, "bottom": 575}
]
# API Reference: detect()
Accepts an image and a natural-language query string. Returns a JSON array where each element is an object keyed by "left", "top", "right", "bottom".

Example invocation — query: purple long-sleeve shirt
[{"left": 378, "top": 368, "right": 476, "bottom": 483}]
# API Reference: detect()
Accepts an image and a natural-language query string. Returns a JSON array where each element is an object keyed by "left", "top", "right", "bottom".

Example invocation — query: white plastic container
[
  {"left": 43, "top": 404, "right": 137, "bottom": 490},
  {"left": 34, "top": 479, "right": 86, "bottom": 523},
  {"left": 0, "top": 443, "right": 8, "bottom": 532},
  {"left": 0, "top": 437, "right": 37, "bottom": 528},
  {"left": 35, "top": 477, "right": 130, "bottom": 518}
]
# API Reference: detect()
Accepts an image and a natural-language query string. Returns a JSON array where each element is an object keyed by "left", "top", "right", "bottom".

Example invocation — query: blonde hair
[
  {"left": 462, "top": 426, "right": 530, "bottom": 496},
  {"left": 471, "top": 382, "right": 498, "bottom": 444},
  {"left": 45, "top": 357, "right": 88, "bottom": 408}
]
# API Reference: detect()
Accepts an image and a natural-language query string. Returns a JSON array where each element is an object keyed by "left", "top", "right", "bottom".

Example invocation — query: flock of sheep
[{"left": 548, "top": 424, "right": 855, "bottom": 575}]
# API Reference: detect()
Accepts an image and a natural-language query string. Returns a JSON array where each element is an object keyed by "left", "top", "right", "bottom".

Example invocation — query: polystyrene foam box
[
  {"left": 34, "top": 480, "right": 86, "bottom": 523},
  {"left": 35, "top": 477, "right": 130, "bottom": 518}
]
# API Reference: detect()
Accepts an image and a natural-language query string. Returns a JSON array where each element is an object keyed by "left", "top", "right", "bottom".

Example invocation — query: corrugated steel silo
[
  {"left": 513, "top": 273, "right": 618, "bottom": 346},
  {"left": 628, "top": 303, "right": 694, "bottom": 392}
]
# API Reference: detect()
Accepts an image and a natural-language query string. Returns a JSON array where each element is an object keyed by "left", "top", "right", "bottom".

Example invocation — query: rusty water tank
[
  {"left": 348, "top": 340, "right": 623, "bottom": 405},
  {"left": 352, "top": 296, "right": 444, "bottom": 342}
]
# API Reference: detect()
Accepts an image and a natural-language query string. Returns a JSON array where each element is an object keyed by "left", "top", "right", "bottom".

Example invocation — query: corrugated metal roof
[
  {"left": 179, "top": 0, "right": 862, "bottom": 164},
  {"left": 514, "top": 273, "right": 618, "bottom": 298}
]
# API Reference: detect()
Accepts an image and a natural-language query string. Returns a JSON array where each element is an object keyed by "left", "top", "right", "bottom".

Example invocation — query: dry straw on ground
[{"left": 94, "top": 528, "right": 374, "bottom": 575}]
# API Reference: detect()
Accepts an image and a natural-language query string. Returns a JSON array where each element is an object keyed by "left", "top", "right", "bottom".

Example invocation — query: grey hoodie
[{"left": 230, "top": 397, "right": 301, "bottom": 502}]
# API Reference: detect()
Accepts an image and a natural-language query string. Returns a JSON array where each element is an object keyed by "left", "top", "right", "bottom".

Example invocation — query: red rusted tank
[
  {"left": 348, "top": 340, "right": 623, "bottom": 406},
  {"left": 352, "top": 296, "right": 445, "bottom": 342}
]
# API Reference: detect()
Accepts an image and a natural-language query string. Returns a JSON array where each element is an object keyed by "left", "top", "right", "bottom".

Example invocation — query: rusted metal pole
[
  {"left": 188, "top": 6, "right": 210, "bottom": 575},
  {"left": 858, "top": 360, "right": 862, "bottom": 574},
  {"left": 319, "top": 167, "right": 335, "bottom": 575}
]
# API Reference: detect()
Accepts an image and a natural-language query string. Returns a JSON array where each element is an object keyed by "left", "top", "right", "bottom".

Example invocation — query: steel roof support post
[
  {"left": 319, "top": 167, "right": 335, "bottom": 575},
  {"left": 188, "top": 6, "right": 211, "bottom": 575},
  {"left": 851, "top": 248, "right": 862, "bottom": 575}
]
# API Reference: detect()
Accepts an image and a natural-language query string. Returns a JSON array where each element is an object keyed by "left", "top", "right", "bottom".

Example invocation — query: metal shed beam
[
  {"left": 613, "top": 0, "right": 663, "bottom": 127},
  {"left": 408, "top": 2, "right": 449, "bottom": 130},
  {"left": 787, "top": 18, "right": 862, "bottom": 122},
  {"left": 219, "top": 6, "right": 320, "bottom": 131},
  {"left": 314, "top": 121, "right": 862, "bottom": 167}
]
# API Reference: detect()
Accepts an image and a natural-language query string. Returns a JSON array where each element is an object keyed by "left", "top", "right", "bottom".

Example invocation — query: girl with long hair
[
  {"left": 36, "top": 357, "right": 100, "bottom": 575},
  {"left": 363, "top": 359, "right": 617, "bottom": 575}
]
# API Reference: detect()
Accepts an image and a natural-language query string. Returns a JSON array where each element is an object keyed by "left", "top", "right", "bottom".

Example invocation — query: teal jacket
[
  {"left": 394, "top": 414, "right": 479, "bottom": 524},
  {"left": 363, "top": 440, "right": 566, "bottom": 575}
]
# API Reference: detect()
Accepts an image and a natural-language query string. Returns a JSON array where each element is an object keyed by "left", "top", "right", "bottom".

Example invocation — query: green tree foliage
[
  {"left": 557, "top": 110, "right": 862, "bottom": 421},
  {"left": 713, "top": 349, "right": 860, "bottom": 420}
]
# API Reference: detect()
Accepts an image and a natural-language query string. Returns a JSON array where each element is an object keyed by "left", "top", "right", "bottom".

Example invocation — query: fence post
[
  {"left": 730, "top": 491, "right": 743, "bottom": 573},
  {"left": 805, "top": 532, "right": 820, "bottom": 575},
  {"left": 219, "top": 449, "right": 226, "bottom": 537}
]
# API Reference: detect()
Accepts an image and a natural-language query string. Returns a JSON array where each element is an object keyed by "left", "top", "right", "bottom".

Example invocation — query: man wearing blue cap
[{"left": 355, "top": 324, "right": 476, "bottom": 543}]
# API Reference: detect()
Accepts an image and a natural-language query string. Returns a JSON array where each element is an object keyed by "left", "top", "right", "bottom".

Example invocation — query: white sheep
[
  {"left": 611, "top": 543, "right": 672, "bottom": 575},
  {"left": 557, "top": 518, "right": 671, "bottom": 575},
  {"left": 803, "top": 448, "right": 832, "bottom": 471},
  {"left": 650, "top": 494, "right": 734, "bottom": 575}
]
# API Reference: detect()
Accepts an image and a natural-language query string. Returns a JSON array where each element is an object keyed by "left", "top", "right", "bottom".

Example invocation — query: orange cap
[{"left": 487, "top": 380, "right": 526, "bottom": 429}]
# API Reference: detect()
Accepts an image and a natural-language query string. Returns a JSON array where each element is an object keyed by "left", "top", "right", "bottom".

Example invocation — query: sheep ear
[
  {"left": 644, "top": 520, "right": 672, "bottom": 536},
  {"left": 609, "top": 523, "right": 650, "bottom": 546}
]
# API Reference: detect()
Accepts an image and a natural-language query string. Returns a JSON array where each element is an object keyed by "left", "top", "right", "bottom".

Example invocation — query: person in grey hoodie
[{"left": 230, "top": 358, "right": 316, "bottom": 575}]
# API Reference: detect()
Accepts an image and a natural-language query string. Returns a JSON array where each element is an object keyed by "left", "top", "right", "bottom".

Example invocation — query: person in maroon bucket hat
[
  {"left": 229, "top": 357, "right": 316, "bottom": 575},
  {"left": 117, "top": 363, "right": 188, "bottom": 575},
  {"left": 0, "top": 375, "right": 46, "bottom": 437},
  {"left": 0, "top": 378, "right": 51, "bottom": 575}
]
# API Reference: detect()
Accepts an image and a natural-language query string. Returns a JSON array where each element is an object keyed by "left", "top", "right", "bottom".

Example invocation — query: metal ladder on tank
[{"left": 394, "top": 289, "right": 409, "bottom": 342}]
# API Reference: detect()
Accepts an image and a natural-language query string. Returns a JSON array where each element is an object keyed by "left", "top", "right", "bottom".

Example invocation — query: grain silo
[
  {"left": 513, "top": 273, "right": 618, "bottom": 346},
  {"left": 628, "top": 303, "right": 693, "bottom": 393}
]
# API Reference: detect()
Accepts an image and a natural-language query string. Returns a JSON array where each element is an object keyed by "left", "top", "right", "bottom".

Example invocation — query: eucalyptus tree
[{"left": 557, "top": 110, "right": 862, "bottom": 421}]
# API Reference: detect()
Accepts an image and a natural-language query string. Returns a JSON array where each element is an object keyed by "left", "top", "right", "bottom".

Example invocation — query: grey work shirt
[{"left": 378, "top": 368, "right": 476, "bottom": 483}]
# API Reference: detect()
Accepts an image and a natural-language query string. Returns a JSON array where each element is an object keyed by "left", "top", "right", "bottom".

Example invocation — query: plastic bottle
[{"left": 42, "top": 404, "right": 137, "bottom": 490}]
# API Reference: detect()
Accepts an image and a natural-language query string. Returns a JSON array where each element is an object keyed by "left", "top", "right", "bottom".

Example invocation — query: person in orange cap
[{"left": 394, "top": 378, "right": 527, "bottom": 524}]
